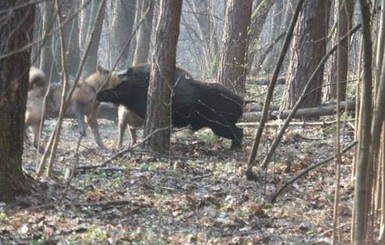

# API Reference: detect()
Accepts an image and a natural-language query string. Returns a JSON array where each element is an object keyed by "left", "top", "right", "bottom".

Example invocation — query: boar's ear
[
  {"left": 118, "top": 67, "right": 134, "bottom": 81},
  {"left": 118, "top": 71, "right": 127, "bottom": 81}
]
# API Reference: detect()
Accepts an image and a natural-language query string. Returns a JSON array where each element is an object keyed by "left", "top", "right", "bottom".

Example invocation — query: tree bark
[
  {"left": 132, "top": 0, "right": 154, "bottom": 65},
  {"left": 79, "top": 0, "right": 90, "bottom": 52},
  {"left": 248, "top": 0, "right": 276, "bottom": 76},
  {"left": 61, "top": 0, "right": 81, "bottom": 77},
  {"left": 280, "top": 0, "right": 330, "bottom": 110},
  {"left": 325, "top": 0, "right": 354, "bottom": 101},
  {"left": 110, "top": 0, "right": 136, "bottom": 69},
  {"left": 246, "top": 0, "right": 305, "bottom": 178},
  {"left": 189, "top": 0, "right": 219, "bottom": 78},
  {"left": 80, "top": 0, "right": 105, "bottom": 77},
  {"left": 39, "top": 1, "right": 59, "bottom": 82},
  {"left": 143, "top": 0, "right": 182, "bottom": 154},
  {"left": 0, "top": 0, "right": 35, "bottom": 202},
  {"left": 352, "top": 0, "right": 373, "bottom": 243},
  {"left": 218, "top": 0, "right": 252, "bottom": 95}
]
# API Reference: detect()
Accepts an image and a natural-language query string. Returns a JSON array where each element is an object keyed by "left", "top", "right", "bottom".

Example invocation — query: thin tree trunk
[
  {"left": 280, "top": 0, "right": 330, "bottom": 110},
  {"left": 190, "top": 0, "right": 219, "bottom": 78},
  {"left": 352, "top": 0, "right": 373, "bottom": 243},
  {"left": 79, "top": 0, "right": 91, "bottom": 53},
  {"left": 110, "top": 0, "right": 136, "bottom": 69},
  {"left": 246, "top": 0, "right": 305, "bottom": 179},
  {"left": 218, "top": 0, "right": 252, "bottom": 95},
  {"left": 325, "top": 0, "right": 354, "bottom": 101},
  {"left": 39, "top": 1, "right": 59, "bottom": 81},
  {"left": 61, "top": 0, "right": 80, "bottom": 77},
  {"left": 248, "top": 0, "right": 276, "bottom": 76},
  {"left": 80, "top": 0, "right": 105, "bottom": 77},
  {"left": 376, "top": 2, "right": 385, "bottom": 242},
  {"left": 132, "top": 0, "right": 154, "bottom": 65},
  {"left": 143, "top": 0, "right": 182, "bottom": 154}
]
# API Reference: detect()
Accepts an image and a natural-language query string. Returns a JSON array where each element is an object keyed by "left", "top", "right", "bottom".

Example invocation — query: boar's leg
[
  {"left": 209, "top": 123, "right": 243, "bottom": 150},
  {"left": 230, "top": 127, "right": 243, "bottom": 150}
]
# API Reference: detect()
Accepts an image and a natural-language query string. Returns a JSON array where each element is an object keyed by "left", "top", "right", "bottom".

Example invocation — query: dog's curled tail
[{"left": 29, "top": 66, "right": 47, "bottom": 90}]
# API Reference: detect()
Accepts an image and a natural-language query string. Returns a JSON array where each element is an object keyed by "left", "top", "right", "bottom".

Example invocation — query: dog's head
[{"left": 97, "top": 66, "right": 122, "bottom": 91}]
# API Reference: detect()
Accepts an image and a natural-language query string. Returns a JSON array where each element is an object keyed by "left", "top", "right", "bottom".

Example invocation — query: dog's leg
[
  {"left": 24, "top": 130, "right": 32, "bottom": 145},
  {"left": 88, "top": 116, "right": 107, "bottom": 150},
  {"left": 86, "top": 102, "right": 107, "bottom": 150},
  {"left": 73, "top": 102, "right": 87, "bottom": 136},
  {"left": 31, "top": 124, "right": 45, "bottom": 153},
  {"left": 128, "top": 126, "right": 137, "bottom": 145}
]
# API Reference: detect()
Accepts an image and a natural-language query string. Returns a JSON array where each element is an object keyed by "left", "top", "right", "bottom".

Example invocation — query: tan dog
[
  {"left": 25, "top": 66, "right": 121, "bottom": 152},
  {"left": 25, "top": 67, "right": 48, "bottom": 152}
]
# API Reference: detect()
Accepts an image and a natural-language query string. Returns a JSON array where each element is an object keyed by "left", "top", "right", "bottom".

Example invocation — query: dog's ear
[{"left": 97, "top": 65, "right": 109, "bottom": 74}]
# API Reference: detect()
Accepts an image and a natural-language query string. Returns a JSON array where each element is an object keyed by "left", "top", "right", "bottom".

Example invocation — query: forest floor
[{"left": 1, "top": 115, "right": 355, "bottom": 244}]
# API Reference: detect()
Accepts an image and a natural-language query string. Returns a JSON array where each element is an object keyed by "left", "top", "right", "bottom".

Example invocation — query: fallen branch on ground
[{"left": 270, "top": 141, "right": 357, "bottom": 204}]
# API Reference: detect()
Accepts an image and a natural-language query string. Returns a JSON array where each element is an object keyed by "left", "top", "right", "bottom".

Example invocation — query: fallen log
[
  {"left": 247, "top": 77, "right": 286, "bottom": 86},
  {"left": 98, "top": 101, "right": 356, "bottom": 124},
  {"left": 238, "top": 119, "right": 355, "bottom": 127},
  {"left": 242, "top": 101, "right": 355, "bottom": 122}
]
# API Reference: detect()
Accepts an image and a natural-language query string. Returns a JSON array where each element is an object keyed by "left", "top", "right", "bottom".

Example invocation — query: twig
[
  {"left": 75, "top": 126, "right": 175, "bottom": 171},
  {"left": 189, "top": 174, "right": 213, "bottom": 181},
  {"left": 71, "top": 199, "right": 132, "bottom": 207},
  {"left": 270, "top": 141, "right": 357, "bottom": 204}
]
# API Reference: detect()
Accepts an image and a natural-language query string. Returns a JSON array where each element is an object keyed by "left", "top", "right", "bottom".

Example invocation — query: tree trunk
[
  {"left": 143, "top": 0, "right": 182, "bottom": 154},
  {"left": 61, "top": 0, "right": 81, "bottom": 77},
  {"left": 80, "top": 0, "right": 105, "bottom": 77},
  {"left": 0, "top": 0, "right": 35, "bottom": 202},
  {"left": 259, "top": 0, "right": 285, "bottom": 75},
  {"left": 246, "top": 0, "right": 305, "bottom": 177},
  {"left": 132, "top": 0, "right": 154, "bottom": 65},
  {"left": 110, "top": 0, "right": 136, "bottom": 69},
  {"left": 248, "top": 0, "right": 276, "bottom": 77},
  {"left": 352, "top": 0, "right": 373, "bottom": 243},
  {"left": 39, "top": 1, "right": 59, "bottom": 82},
  {"left": 190, "top": 0, "right": 219, "bottom": 78},
  {"left": 218, "top": 0, "right": 252, "bottom": 95},
  {"left": 325, "top": 0, "right": 354, "bottom": 101},
  {"left": 280, "top": 0, "right": 330, "bottom": 110},
  {"left": 374, "top": 0, "right": 385, "bottom": 242}
]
